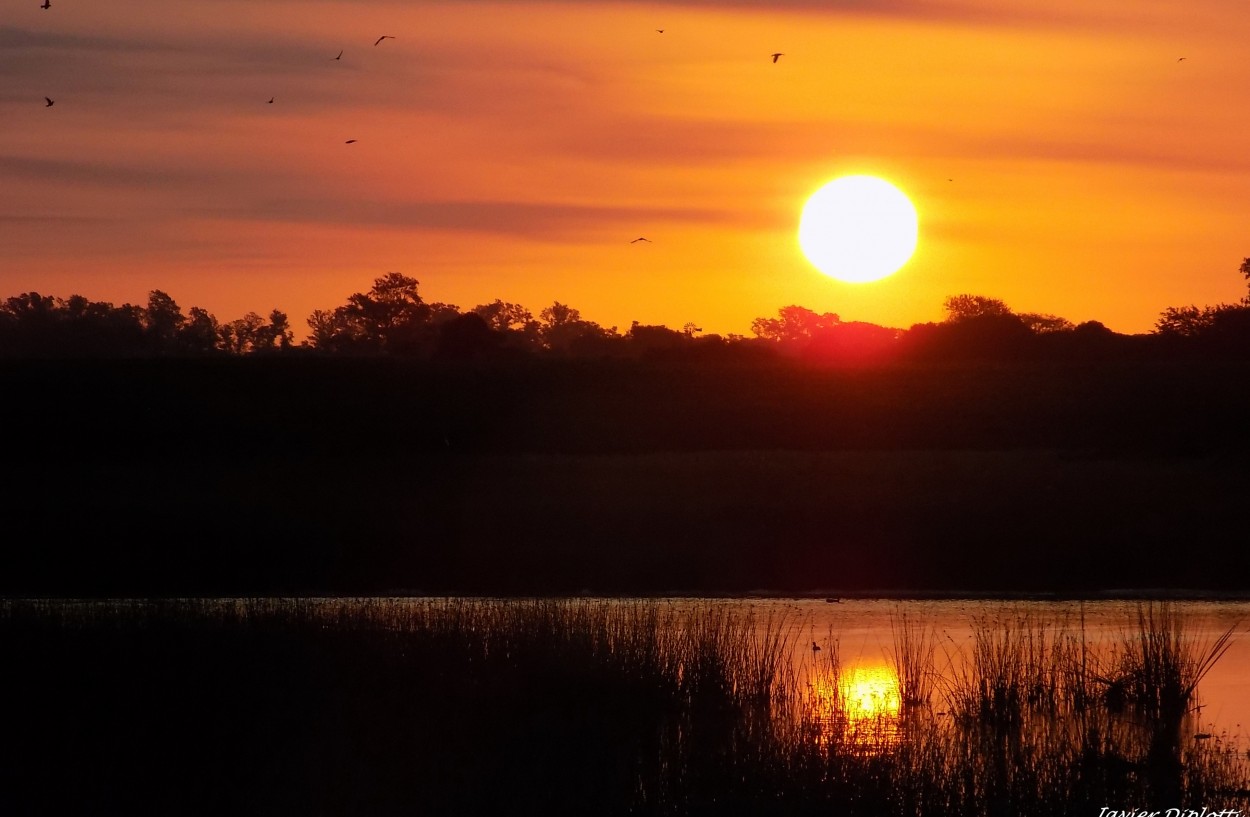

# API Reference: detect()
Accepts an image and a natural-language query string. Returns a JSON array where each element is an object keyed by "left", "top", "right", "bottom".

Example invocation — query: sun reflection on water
[
  {"left": 803, "top": 659, "right": 904, "bottom": 750},
  {"left": 842, "top": 663, "right": 902, "bottom": 722}
]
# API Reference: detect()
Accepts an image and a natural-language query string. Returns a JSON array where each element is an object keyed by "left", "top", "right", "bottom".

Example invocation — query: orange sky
[{"left": 5, "top": 0, "right": 1250, "bottom": 339}]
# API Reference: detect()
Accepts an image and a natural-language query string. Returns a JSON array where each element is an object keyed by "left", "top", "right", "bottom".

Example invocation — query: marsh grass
[
  {"left": 0, "top": 598, "right": 1246, "bottom": 816},
  {"left": 890, "top": 608, "right": 938, "bottom": 712},
  {"left": 1100, "top": 602, "right": 1239, "bottom": 722}
]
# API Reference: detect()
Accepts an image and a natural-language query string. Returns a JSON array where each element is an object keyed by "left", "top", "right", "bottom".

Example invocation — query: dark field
[{"left": 4, "top": 357, "right": 1249, "bottom": 596}]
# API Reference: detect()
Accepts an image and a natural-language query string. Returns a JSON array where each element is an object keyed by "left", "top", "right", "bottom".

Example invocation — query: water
[{"left": 630, "top": 596, "right": 1250, "bottom": 738}]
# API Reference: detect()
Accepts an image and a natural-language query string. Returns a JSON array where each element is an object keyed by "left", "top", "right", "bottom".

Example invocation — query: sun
[{"left": 798, "top": 175, "right": 918, "bottom": 283}]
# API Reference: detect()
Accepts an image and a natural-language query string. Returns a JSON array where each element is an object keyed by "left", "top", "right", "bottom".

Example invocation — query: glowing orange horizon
[{"left": 4, "top": 1, "right": 1248, "bottom": 341}]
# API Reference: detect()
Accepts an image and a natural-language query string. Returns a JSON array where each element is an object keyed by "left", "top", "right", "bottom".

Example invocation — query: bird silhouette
[
  {"left": 374, "top": 35, "right": 395, "bottom": 46},
  {"left": 44, "top": 96, "right": 54, "bottom": 107},
  {"left": 771, "top": 52, "right": 784, "bottom": 63},
  {"left": 333, "top": 50, "right": 343, "bottom": 60},
  {"left": 630, "top": 237, "right": 651, "bottom": 243},
  {"left": 345, "top": 139, "right": 357, "bottom": 144},
  {"left": 267, "top": 97, "right": 274, "bottom": 104},
  {"left": 40, "top": 0, "right": 50, "bottom": 8},
  {"left": 656, "top": 29, "right": 664, "bottom": 33},
  {"left": 1177, "top": 56, "right": 1187, "bottom": 61},
  {"left": 811, "top": 641, "right": 822, "bottom": 653}
]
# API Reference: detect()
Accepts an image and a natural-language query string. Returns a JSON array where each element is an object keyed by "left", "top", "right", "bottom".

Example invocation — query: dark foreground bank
[
  {"left": 3, "top": 358, "right": 1249, "bottom": 596},
  {"left": 2, "top": 598, "right": 1247, "bottom": 817}
]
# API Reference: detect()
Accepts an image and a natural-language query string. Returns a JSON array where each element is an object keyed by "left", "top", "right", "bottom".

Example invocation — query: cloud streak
[{"left": 3, "top": 0, "right": 1249, "bottom": 337}]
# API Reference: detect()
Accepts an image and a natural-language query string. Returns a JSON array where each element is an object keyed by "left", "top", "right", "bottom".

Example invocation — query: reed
[{"left": 889, "top": 607, "right": 937, "bottom": 711}]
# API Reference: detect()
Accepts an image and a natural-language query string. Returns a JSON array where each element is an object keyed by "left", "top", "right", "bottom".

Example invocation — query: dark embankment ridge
[{"left": 3, "top": 357, "right": 1249, "bottom": 596}]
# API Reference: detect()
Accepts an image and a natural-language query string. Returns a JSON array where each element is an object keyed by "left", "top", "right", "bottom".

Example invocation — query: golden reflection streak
[
  {"left": 803, "top": 660, "right": 903, "bottom": 750},
  {"left": 842, "top": 663, "right": 902, "bottom": 722}
]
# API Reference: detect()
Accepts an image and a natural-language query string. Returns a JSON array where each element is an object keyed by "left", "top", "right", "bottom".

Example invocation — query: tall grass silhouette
[{"left": 0, "top": 598, "right": 1245, "bottom": 816}]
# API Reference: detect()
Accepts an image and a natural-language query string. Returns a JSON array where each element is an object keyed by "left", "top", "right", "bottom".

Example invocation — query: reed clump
[{"left": 1097, "top": 602, "right": 1238, "bottom": 721}]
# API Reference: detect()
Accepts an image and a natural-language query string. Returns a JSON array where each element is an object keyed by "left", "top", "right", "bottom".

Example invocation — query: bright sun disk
[{"left": 798, "top": 175, "right": 918, "bottom": 283}]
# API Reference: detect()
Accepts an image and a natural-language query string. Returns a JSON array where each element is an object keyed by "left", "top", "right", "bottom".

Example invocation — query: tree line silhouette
[
  {"left": 4, "top": 260, "right": 1250, "bottom": 362},
  {"left": 6, "top": 264, "right": 1250, "bottom": 597}
]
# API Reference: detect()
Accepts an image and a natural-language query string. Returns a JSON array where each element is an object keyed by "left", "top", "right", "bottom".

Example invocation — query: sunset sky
[{"left": 5, "top": 0, "right": 1250, "bottom": 339}]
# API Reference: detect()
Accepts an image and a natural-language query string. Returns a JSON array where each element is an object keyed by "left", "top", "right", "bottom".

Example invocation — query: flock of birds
[
  {"left": 33, "top": 3, "right": 792, "bottom": 243},
  {"left": 32, "top": 1, "right": 1191, "bottom": 246}
]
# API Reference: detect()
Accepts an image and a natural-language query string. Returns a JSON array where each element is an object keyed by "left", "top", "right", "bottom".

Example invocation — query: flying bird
[
  {"left": 656, "top": 29, "right": 664, "bottom": 33},
  {"left": 40, "top": 0, "right": 50, "bottom": 8},
  {"left": 345, "top": 139, "right": 357, "bottom": 144},
  {"left": 771, "top": 52, "right": 784, "bottom": 63},
  {"left": 374, "top": 35, "right": 395, "bottom": 46},
  {"left": 267, "top": 97, "right": 274, "bottom": 104},
  {"left": 630, "top": 237, "right": 651, "bottom": 243},
  {"left": 1177, "top": 57, "right": 1187, "bottom": 62},
  {"left": 44, "top": 96, "right": 54, "bottom": 107},
  {"left": 333, "top": 50, "right": 343, "bottom": 60}
]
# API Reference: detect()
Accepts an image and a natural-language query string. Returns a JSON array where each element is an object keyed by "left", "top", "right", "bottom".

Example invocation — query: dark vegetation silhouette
[
  {"left": 2, "top": 598, "right": 1246, "bottom": 816},
  {"left": 5, "top": 261, "right": 1250, "bottom": 362},
  {"left": 3, "top": 261, "right": 1250, "bottom": 596}
]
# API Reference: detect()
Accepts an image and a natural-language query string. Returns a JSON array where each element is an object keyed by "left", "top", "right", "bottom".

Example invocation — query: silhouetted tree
[
  {"left": 942, "top": 295, "right": 1073, "bottom": 348},
  {"left": 471, "top": 300, "right": 541, "bottom": 354},
  {"left": 472, "top": 300, "right": 532, "bottom": 333},
  {"left": 57, "top": 295, "right": 145, "bottom": 354},
  {"left": 1155, "top": 305, "right": 1219, "bottom": 338},
  {"left": 220, "top": 312, "right": 268, "bottom": 355},
  {"left": 1017, "top": 312, "right": 1075, "bottom": 334},
  {"left": 305, "top": 273, "right": 456, "bottom": 355},
  {"left": 0, "top": 292, "right": 154, "bottom": 356},
  {"left": 306, "top": 309, "right": 340, "bottom": 351},
  {"left": 253, "top": 309, "right": 294, "bottom": 352},
  {"left": 4, "top": 292, "right": 59, "bottom": 332},
  {"left": 143, "top": 290, "right": 186, "bottom": 352},
  {"left": 434, "top": 312, "right": 505, "bottom": 361},
  {"left": 801, "top": 321, "right": 901, "bottom": 364},
  {"left": 1204, "top": 304, "right": 1250, "bottom": 352},
  {"left": 181, "top": 307, "right": 222, "bottom": 354},
  {"left": 943, "top": 294, "right": 1013, "bottom": 322},
  {"left": 626, "top": 322, "right": 687, "bottom": 358},
  {"left": 750, "top": 305, "right": 841, "bottom": 344},
  {"left": 901, "top": 311, "right": 1034, "bottom": 362},
  {"left": 538, "top": 302, "right": 619, "bottom": 355}
]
